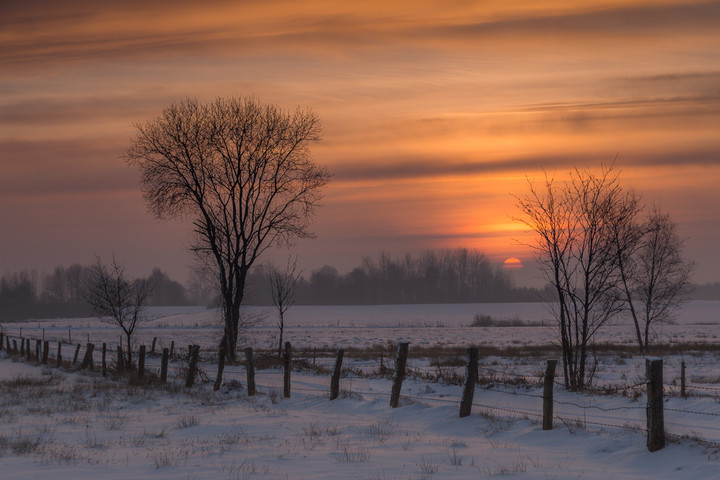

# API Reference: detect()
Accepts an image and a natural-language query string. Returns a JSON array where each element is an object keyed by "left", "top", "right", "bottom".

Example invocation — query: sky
[{"left": 1, "top": 0, "right": 719, "bottom": 288}]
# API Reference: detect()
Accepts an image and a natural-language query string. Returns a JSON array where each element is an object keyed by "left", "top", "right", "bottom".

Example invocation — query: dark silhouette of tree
[
  {"left": 86, "top": 257, "right": 151, "bottom": 368},
  {"left": 619, "top": 206, "right": 694, "bottom": 351},
  {"left": 516, "top": 166, "right": 637, "bottom": 390},
  {"left": 269, "top": 257, "right": 300, "bottom": 358},
  {"left": 126, "top": 96, "right": 330, "bottom": 360}
]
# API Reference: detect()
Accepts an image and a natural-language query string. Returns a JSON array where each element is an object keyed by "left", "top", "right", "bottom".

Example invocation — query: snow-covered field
[{"left": 2, "top": 301, "right": 720, "bottom": 479}]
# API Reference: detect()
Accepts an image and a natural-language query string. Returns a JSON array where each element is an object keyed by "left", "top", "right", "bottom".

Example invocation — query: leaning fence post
[
  {"left": 214, "top": 347, "right": 226, "bottom": 391},
  {"left": 543, "top": 359, "right": 557, "bottom": 430},
  {"left": 160, "top": 348, "right": 169, "bottom": 383},
  {"left": 186, "top": 345, "right": 200, "bottom": 388},
  {"left": 390, "top": 342, "right": 409, "bottom": 408},
  {"left": 646, "top": 357, "right": 665, "bottom": 452},
  {"left": 170, "top": 340, "right": 175, "bottom": 359},
  {"left": 138, "top": 345, "right": 146, "bottom": 379},
  {"left": 245, "top": 347, "right": 256, "bottom": 396},
  {"left": 73, "top": 344, "right": 81, "bottom": 365},
  {"left": 151, "top": 337, "right": 157, "bottom": 354},
  {"left": 283, "top": 342, "right": 292, "bottom": 398},
  {"left": 330, "top": 348, "right": 345, "bottom": 400},
  {"left": 42, "top": 340, "right": 49, "bottom": 365},
  {"left": 680, "top": 361, "right": 686, "bottom": 399},
  {"left": 81, "top": 343, "right": 95, "bottom": 370},
  {"left": 459, "top": 347, "right": 479, "bottom": 417}
]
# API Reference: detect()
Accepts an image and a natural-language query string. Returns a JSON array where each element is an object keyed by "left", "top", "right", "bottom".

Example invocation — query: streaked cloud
[{"left": 1, "top": 0, "right": 719, "bottom": 283}]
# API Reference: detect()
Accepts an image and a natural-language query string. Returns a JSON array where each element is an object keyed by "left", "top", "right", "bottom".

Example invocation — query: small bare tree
[
  {"left": 619, "top": 206, "right": 694, "bottom": 351},
  {"left": 269, "top": 257, "right": 300, "bottom": 358},
  {"left": 86, "top": 257, "right": 151, "bottom": 369}
]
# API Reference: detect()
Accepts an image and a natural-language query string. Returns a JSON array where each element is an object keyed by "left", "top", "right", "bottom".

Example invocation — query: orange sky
[{"left": 2, "top": 0, "right": 719, "bottom": 286}]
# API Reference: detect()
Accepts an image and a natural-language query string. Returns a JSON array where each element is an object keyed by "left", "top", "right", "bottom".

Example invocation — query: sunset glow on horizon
[{"left": 2, "top": 1, "right": 719, "bottom": 286}]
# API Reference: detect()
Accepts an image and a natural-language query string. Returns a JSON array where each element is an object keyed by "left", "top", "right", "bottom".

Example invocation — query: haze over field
[{"left": 2, "top": 1, "right": 719, "bottom": 286}]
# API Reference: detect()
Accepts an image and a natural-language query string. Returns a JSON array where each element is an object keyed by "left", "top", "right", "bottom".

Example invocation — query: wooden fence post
[
  {"left": 117, "top": 345, "right": 125, "bottom": 372},
  {"left": 36, "top": 340, "right": 41, "bottom": 361},
  {"left": 73, "top": 344, "right": 81, "bottom": 365},
  {"left": 102, "top": 343, "right": 107, "bottom": 377},
  {"left": 42, "top": 340, "right": 49, "bottom": 365},
  {"left": 0, "top": 332, "right": 3, "bottom": 351},
  {"left": 81, "top": 343, "right": 95, "bottom": 370},
  {"left": 459, "top": 347, "right": 479, "bottom": 418},
  {"left": 56, "top": 342, "right": 62, "bottom": 367},
  {"left": 646, "top": 358, "right": 665, "bottom": 452},
  {"left": 138, "top": 345, "right": 146, "bottom": 379},
  {"left": 186, "top": 345, "right": 200, "bottom": 388},
  {"left": 13, "top": 339, "right": 18, "bottom": 354},
  {"left": 151, "top": 337, "right": 157, "bottom": 355},
  {"left": 20, "top": 337, "right": 24, "bottom": 356},
  {"left": 390, "top": 342, "right": 409, "bottom": 408},
  {"left": 283, "top": 342, "right": 292, "bottom": 398},
  {"left": 245, "top": 347, "right": 256, "bottom": 396},
  {"left": 543, "top": 359, "right": 557, "bottom": 430},
  {"left": 170, "top": 340, "right": 175, "bottom": 358},
  {"left": 330, "top": 348, "right": 345, "bottom": 400},
  {"left": 25, "top": 339, "right": 31, "bottom": 361},
  {"left": 160, "top": 348, "right": 169, "bottom": 383},
  {"left": 214, "top": 347, "right": 226, "bottom": 391},
  {"left": 681, "top": 361, "right": 686, "bottom": 399}
]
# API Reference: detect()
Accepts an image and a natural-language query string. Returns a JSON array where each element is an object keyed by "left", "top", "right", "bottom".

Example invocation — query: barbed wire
[{"left": 6, "top": 333, "right": 720, "bottom": 448}]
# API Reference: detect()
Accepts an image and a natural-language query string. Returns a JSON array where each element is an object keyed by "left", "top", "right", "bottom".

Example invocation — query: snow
[{"left": 1, "top": 301, "right": 720, "bottom": 479}]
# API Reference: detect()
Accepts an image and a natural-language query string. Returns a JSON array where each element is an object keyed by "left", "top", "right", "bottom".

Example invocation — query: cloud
[
  {"left": 330, "top": 150, "right": 720, "bottom": 183},
  {"left": 3, "top": 1, "right": 718, "bottom": 70},
  {"left": 0, "top": 139, "right": 136, "bottom": 197}
]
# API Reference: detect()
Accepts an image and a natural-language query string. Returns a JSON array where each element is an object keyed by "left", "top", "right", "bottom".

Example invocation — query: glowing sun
[{"left": 502, "top": 257, "right": 524, "bottom": 269}]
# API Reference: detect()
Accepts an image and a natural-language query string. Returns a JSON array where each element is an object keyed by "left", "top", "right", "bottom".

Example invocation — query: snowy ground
[{"left": 2, "top": 301, "right": 720, "bottom": 479}]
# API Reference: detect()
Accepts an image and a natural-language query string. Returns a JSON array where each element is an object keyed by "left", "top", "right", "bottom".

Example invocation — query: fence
[{"left": 1, "top": 331, "right": 719, "bottom": 452}]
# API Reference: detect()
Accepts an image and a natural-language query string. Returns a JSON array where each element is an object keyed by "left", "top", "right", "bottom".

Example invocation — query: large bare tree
[
  {"left": 126, "top": 97, "right": 330, "bottom": 360},
  {"left": 516, "top": 166, "right": 639, "bottom": 390}
]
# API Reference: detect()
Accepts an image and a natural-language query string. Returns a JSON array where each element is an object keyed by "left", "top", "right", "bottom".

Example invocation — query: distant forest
[
  {"left": 2, "top": 248, "right": 720, "bottom": 321},
  {"left": 245, "top": 249, "right": 540, "bottom": 305},
  {"left": 0, "top": 266, "right": 189, "bottom": 322}
]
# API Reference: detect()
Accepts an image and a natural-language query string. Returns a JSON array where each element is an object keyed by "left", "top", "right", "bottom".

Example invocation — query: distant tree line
[
  {"left": 244, "top": 249, "right": 542, "bottom": 305},
  {"left": 0, "top": 264, "right": 190, "bottom": 322}
]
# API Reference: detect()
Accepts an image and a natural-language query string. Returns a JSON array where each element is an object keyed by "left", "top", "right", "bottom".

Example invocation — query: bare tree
[
  {"left": 620, "top": 206, "right": 694, "bottom": 351},
  {"left": 125, "top": 96, "right": 330, "bottom": 361},
  {"left": 269, "top": 257, "right": 300, "bottom": 358},
  {"left": 516, "top": 166, "right": 637, "bottom": 390},
  {"left": 86, "top": 256, "right": 151, "bottom": 369}
]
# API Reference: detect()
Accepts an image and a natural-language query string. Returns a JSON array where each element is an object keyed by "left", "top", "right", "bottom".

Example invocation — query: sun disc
[{"left": 502, "top": 257, "right": 523, "bottom": 269}]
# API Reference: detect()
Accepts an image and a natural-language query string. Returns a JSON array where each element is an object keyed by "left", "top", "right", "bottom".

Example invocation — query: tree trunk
[
  {"left": 126, "top": 334, "right": 133, "bottom": 369},
  {"left": 278, "top": 312, "right": 284, "bottom": 359}
]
